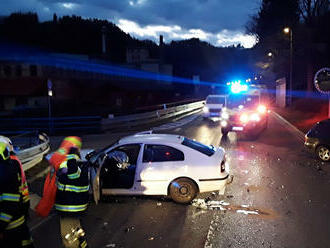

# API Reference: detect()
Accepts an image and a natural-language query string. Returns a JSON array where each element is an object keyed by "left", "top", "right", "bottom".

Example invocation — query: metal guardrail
[
  {"left": 13, "top": 133, "right": 51, "bottom": 171},
  {"left": 102, "top": 101, "right": 204, "bottom": 130},
  {"left": 2, "top": 100, "right": 202, "bottom": 171}
]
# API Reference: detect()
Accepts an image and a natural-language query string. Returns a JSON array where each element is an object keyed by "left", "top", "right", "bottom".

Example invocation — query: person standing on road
[
  {"left": 0, "top": 142, "right": 34, "bottom": 248},
  {"left": 55, "top": 140, "right": 89, "bottom": 248},
  {"left": 0, "top": 136, "right": 30, "bottom": 218}
]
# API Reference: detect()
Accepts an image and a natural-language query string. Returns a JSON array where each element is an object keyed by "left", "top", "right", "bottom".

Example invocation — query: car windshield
[
  {"left": 182, "top": 138, "right": 215, "bottom": 156},
  {"left": 227, "top": 94, "right": 259, "bottom": 108},
  {"left": 206, "top": 96, "right": 226, "bottom": 104}
]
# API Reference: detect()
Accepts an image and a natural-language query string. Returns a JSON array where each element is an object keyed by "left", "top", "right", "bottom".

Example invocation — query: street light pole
[
  {"left": 284, "top": 27, "right": 293, "bottom": 105},
  {"left": 289, "top": 29, "right": 293, "bottom": 106}
]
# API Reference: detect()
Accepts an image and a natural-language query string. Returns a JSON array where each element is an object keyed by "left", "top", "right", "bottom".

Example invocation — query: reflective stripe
[
  {"left": 80, "top": 240, "right": 87, "bottom": 248},
  {"left": 6, "top": 215, "right": 25, "bottom": 230},
  {"left": 55, "top": 204, "right": 88, "bottom": 212},
  {"left": 67, "top": 154, "right": 80, "bottom": 161},
  {"left": 22, "top": 239, "right": 33, "bottom": 246},
  {"left": 68, "top": 167, "right": 81, "bottom": 179},
  {"left": 1, "top": 193, "right": 20, "bottom": 202},
  {"left": 0, "top": 212, "right": 12, "bottom": 222},
  {"left": 57, "top": 182, "right": 89, "bottom": 193},
  {"left": 23, "top": 195, "right": 30, "bottom": 203},
  {"left": 59, "top": 161, "right": 68, "bottom": 169}
]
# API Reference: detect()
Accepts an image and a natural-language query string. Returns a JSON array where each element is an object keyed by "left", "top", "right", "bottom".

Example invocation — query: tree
[{"left": 247, "top": 0, "right": 300, "bottom": 43}]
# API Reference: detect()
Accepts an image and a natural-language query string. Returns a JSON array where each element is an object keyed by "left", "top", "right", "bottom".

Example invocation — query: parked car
[
  {"left": 87, "top": 131, "right": 230, "bottom": 204},
  {"left": 304, "top": 119, "right": 330, "bottom": 162},
  {"left": 203, "top": 94, "right": 228, "bottom": 120}
]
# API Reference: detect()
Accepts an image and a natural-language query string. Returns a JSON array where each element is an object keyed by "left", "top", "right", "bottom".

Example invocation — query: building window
[
  {"left": 30, "top": 65, "right": 37, "bottom": 76},
  {"left": 4, "top": 65, "right": 12, "bottom": 77},
  {"left": 15, "top": 65, "right": 22, "bottom": 77}
]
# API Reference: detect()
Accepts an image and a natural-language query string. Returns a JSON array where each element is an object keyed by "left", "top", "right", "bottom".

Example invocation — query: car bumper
[
  {"left": 198, "top": 174, "right": 230, "bottom": 194},
  {"left": 304, "top": 141, "right": 317, "bottom": 153}
]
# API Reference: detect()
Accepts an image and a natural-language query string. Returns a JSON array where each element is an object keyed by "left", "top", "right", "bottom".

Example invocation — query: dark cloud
[
  {"left": 0, "top": 0, "right": 260, "bottom": 31},
  {"left": 0, "top": 0, "right": 260, "bottom": 47}
]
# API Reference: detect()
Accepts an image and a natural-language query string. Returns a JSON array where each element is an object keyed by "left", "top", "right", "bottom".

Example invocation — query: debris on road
[
  {"left": 148, "top": 237, "right": 154, "bottom": 241},
  {"left": 191, "top": 199, "right": 277, "bottom": 219},
  {"left": 104, "top": 222, "right": 108, "bottom": 226},
  {"left": 106, "top": 244, "right": 116, "bottom": 248},
  {"left": 157, "top": 202, "right": 162, "bottom": 206}
]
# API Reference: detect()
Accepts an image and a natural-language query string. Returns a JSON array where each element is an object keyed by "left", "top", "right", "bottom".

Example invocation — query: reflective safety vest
[{"left": 55, "top": 154, "right": 89, "bottom": 214}]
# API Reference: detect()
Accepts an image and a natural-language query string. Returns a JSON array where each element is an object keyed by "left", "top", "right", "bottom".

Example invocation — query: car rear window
[{"left": 181, "top": 138, "right": 215, "bottom": 156}]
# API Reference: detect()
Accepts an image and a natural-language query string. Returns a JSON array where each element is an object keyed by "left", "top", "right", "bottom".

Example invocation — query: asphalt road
[{"left": 28, "top": 113, "right": 330, "bottom": 248}]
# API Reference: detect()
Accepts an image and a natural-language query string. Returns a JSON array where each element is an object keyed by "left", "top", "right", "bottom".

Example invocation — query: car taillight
[
  {"left": 257, "top": 105, "right": 267, "bottom": 114},
  {"left": 221, "top": 155, "right": 226, "bottom": 173}
]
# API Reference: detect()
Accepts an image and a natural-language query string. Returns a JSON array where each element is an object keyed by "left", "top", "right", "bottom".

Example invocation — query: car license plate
[
  {"left": 233, "top": 126, "right": 243, "bottom": 131},
  {"left": 210, "top": 113, "right": 219, "bottom": 116}
]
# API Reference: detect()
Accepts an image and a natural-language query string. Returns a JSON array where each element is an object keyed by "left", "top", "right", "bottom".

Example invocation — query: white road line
[{"left": 271, "top": 111, "right": 305, "bottom": 141}]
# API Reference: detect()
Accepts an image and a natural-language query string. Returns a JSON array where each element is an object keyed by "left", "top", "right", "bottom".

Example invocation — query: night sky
[{"left": 0, "top": 0, "right": 261, "bottom": 47}]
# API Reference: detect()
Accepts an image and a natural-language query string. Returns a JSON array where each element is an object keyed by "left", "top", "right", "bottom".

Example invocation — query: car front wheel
[
  {"left": 316, "top": 145, "right": 330, "bottom": 162},
  {"left": 169, "top": 178, "right": 197, "bottom": 204}
]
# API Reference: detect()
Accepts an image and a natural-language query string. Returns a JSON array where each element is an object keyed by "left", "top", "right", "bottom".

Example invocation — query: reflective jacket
[
  {"left": 55, "top": 154, "right": 89, "bottom": 215},
  {"left": 0, "top": 159, "right": 26, "bottom": 232}
]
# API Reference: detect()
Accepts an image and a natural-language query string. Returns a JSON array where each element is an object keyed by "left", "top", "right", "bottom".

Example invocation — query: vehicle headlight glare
[
  {"left": 221, "top": 120, "right": 228, "bottom": 127},
  {"left": 240, "top": 113, "right": 249, "bottom": 123},
  {"left": 221, "top": 112, "right": 229, "bottom": 119},
  {"left": 250, "top": 113, "right": 260, "bottom": 122},
  {"left": 257, "top": 105, "right": 266, "bottom": 114},
  {"left": 203, "top": 106, "right": 209, "bottom": 113}
]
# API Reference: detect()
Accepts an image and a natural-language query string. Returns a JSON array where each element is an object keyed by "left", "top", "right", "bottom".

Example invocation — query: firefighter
[
  {"left": 0, "top": 136, "right": 30, "bottom": 218},
  {"left": 0, "top": 142, "right": 34, "bottom": 248},
  {"left": 55, "top": 141, "right": 89, "bottom": 248}
]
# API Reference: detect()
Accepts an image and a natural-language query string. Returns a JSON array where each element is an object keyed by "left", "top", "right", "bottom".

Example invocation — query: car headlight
[
  {"left": 257, "top": 105, "right": 267, "bottom": 114},
  {"left": 250, "top": 113, "right": 260, "bottom": 122},
  {"left": 221, "top": 112, "right": 229, "bottom": 119},
  {"left": 203, "top": 106, "right": 209, "bottom": 113},
  {"left": 240, "top": 113, "right": 249, "bottom": 123}
]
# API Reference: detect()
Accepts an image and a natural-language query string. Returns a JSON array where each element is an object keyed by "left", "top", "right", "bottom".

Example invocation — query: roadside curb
[{"left": 271, "top": 111, "right": 305, "bottom": 142}]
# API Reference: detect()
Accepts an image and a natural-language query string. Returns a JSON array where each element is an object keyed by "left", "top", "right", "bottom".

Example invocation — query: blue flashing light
[{"left": 229, "top": 81, "right": 249, "bottom": 94}]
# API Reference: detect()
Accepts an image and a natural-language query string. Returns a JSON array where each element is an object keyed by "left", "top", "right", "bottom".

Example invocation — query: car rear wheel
[
  {"left": 316, "top": 145, "right": 330, "bottom": 162},
  {"left": 169, "top": 178, "right": 197, "bottom": 204}
]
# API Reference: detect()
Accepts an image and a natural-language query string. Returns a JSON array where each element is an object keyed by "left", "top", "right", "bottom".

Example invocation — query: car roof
[{"left": 118, "top": 133, "right": 185, "bottom": 145}]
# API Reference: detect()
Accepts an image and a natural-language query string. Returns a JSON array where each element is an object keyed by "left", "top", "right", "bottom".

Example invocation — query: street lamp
[
  {"left": 267, "top": 52, "right": 273, "bottom": 57},
  {"left": 283, "top": 27, "right": 293, "bottom": 105}
]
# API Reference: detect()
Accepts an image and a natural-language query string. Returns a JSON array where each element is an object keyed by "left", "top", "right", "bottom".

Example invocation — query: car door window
[
  {"left": 101, "top": 144, "right": 141, "bottom": 189},
  {"left": 109, "top": 144, "right": 141, "bottom": 165},
  {"left": 143, "top": 144, "right": 184, "bottom": 162}
]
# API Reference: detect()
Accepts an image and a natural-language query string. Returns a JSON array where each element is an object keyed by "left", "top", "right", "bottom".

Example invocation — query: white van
[{"left": 203, "top": 95, "right": 228, "bottom": 119}]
